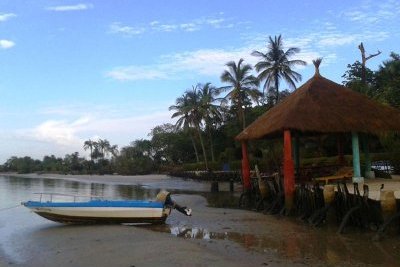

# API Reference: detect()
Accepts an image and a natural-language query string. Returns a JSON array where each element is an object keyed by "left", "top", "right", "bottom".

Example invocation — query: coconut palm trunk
[
  {"left": 239, "top": 103, "right": 246, "bottom": 130},
  {"left": 207, "top": 127, "right": 215, "bottom": 162},
  {"left": 196, "top": 124, "right": 209, "bottom": 170},
  {"left": 189, "top": 130, "right": 200, "bottom": 163},
  {"left": 274, "top": 74, "right": 280, "bottom": 103}
]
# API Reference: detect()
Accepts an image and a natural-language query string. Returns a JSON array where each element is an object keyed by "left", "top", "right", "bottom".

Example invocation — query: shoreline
[
  {"left": 0, "top": 172, "right": 172, "bottom": 184},
  {"left": 3, "top": 172, "right": 399, "bottom": 198},
  {"left": 1, "top": 173, "right": 400, "bottom": 266}
]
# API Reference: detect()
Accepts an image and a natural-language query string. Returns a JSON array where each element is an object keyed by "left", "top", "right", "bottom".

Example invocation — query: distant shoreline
[
  {"left": 0, "top": 172, "right": 223, "bottom": 192},
  {"left": 0, "top": 172, "right": 173, "bottom": 185}
]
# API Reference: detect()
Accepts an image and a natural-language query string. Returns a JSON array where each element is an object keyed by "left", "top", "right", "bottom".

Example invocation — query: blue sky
[{"left": 0, "top": 0, "right": 399, "bottom": 163}]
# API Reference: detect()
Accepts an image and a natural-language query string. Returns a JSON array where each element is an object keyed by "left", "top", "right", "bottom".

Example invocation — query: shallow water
[
  {"left": 0, "top": 175, "right": 237, "bottom": 262},
  {"left": 1, "top": 175, "right": 400, "bottom": 266},
  {"left": 146, "top": 222, "right": 400, "bottom": 266}
]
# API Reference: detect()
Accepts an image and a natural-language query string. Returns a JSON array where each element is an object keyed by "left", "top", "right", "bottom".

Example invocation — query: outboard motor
[{"left": 156, "top": 191, "right": 192, "bottom": 216}]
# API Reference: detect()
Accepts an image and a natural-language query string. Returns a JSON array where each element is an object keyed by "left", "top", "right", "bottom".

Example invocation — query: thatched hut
[{"left": 236, "top": 59, "right": 400, "bottom": 209}]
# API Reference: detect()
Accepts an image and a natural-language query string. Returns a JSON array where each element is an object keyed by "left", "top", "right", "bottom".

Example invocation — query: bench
[{"left": 313, "top": 167, "right": 353, "bottom": 185}]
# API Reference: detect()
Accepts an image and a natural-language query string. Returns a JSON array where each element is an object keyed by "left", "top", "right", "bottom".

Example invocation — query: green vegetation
[
  {"left": 252, "top": 34, "right": 306, "bottom": 104},
  {"left": 343, "top": 52, "right": 400, "bottom": 172},
  {"left": 1, "top": 39, "right": 399, "bottom": 175},
  {"left": 219, "top": 58, "right": 260, "bottom": 129}
]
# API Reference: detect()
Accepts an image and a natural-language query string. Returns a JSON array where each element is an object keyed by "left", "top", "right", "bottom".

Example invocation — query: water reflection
[
  {"left": 146, "top": 223, "right": 400, "bottom": 266},
  {"left": 0, "top": 176, "right": 166, "bottom": 203}
]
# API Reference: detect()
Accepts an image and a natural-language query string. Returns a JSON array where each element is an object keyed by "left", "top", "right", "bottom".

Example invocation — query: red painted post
[
  {"left": 283, "top": 130, "right": 295, "bottom": 212},
  {"left": 241, "top": 141, "right": 251, "bottom": 191}
]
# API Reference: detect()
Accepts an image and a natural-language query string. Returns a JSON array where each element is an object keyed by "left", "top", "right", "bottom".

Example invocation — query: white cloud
[
  {"left": 81, "top": 112, "right": 172, "bottom": 136},
  {"left": 46, "top": 3, "right": 93, "bottom": 12},
  {"left": 26, "top": 117, "right": 90, "bottom": 146},
  {"left": 109, "top": 13, "right": 240, "bottom": 37},
  {"left": 318, "top": 34, "right": 357, "bottom": 46},
  {"left": 164, "top": 49, "right": 249, "bottom": 76},
  {"left": 342, "top": 0, "right": 400, "bottom": 24},
  {"left": 0, "top": 40, "right": 15, "bottom": 49},
  {"left": 16, "top": 110, "right": 172, "bottom": 160},
  {"left": 0, "top": 13, "right": 16, "bottom": 22},
  {"left": 106, "top": 66, "right": 168, "bottom": 81},
  {"left": 105, "top": 48, "right": 245, "bottom": 81},
  {"left": 180, "top": 23, "right": 199, "bottom": 32},
  {"left": 109, "top": 22, "right": 145, "bottom": 36},
  {"left": 316, "top": 31, "right": 389, "bottom": 47},
  {"left": 105, "top": 39, "right": 323, "bottom": 81},
  {"left": 106, "top": 1, "right": 395, "bottom": 83},
  {"left": 205, "top": 18, "right": 226, "bottom": 28}
]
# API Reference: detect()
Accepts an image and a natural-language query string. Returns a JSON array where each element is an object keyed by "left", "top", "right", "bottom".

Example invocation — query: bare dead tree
[{"left": 358, "top": 42, "right": 381, "bottom": 85}]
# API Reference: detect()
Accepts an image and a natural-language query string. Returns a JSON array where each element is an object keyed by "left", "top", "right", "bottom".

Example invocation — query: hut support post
[
  {"left": 284, "top": 130, "right": 295, "bottom": 212},
  {"left": 241, "top": 141, "right": 251, "bottom": 191},
  {"left": 362, "top": 135, "right": 373, "bottom": 179},
  {"left": 351, "top": 132, "right": 364, "bottom": 183},
  {"left": 293, "top": 133, "right": 300, "bottom": 179},
  {"left": 337, "top": 134, "right": 345, "bottom": 165}
]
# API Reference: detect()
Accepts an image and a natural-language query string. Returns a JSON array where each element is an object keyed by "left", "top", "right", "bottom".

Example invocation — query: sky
[{"left": 0, "top": 0, "right": 399, "bottom": 163}]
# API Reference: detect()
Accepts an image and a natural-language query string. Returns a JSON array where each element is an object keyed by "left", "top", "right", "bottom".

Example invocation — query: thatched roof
[{"left": 236, "top": 63, "right": 400, "bottom": 141}]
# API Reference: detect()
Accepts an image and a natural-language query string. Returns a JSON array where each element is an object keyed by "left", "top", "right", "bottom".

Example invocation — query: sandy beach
[
  {"left": 1, "top": 173, "right": 400, "bottom": 267},
  {"left": 0, "top": 173, "right": 303, "bottom": 267},
  {"left": 1, "top": 195, "right": 290, "bottom": 267}
]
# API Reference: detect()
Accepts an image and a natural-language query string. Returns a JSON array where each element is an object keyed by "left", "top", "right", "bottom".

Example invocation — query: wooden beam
[{"left": 241, "top": 141, "right": 251, "bottom": 190}]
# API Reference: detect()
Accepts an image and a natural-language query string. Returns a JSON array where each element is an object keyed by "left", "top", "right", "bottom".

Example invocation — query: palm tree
[
  {"left": 83, "top": 139, "right": 95, "bottom": 161},
  {"left": 185, "top": 87, "right": 209, "bottom": 169},
  {"left": 220, "top": 58, "right": 260, "bottom": 129},
  {"left": 109, "top": 145, "right": 119, "bottom": 158},
  {"left": 131, "top": 139, "right": 153, "bottom": 158},
  {"left": 170, "top": 86, "right": 209, "bottom": 169},
  {"left": 97, "top": 139, "right": 111, "bottom": 159},
  {"left": 169, "top": 92, "right": 200, "bottom": 163},
  {"left": 198, "top": 82, "right": 223, "bottom": 162},
  {"left": 251, "top": 35, "right": 306, "bottom": 104}
]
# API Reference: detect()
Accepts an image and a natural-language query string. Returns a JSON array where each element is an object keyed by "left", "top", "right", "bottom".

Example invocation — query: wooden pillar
[
  {"left": 337, "top": 133, "right": 345, "bottom": 165},
  {"left": 241, "top": 141, "right": 251, "bottom": 191},
  {"left": 362, "top": 134, "right": 373, "bottom": 178},
  {"left": 284, "top": 130, "right": 295, "bottom": 211},
  {"left": 351, "top": 132, "right": 364, "bottom": 183},
  {"left": 293, "top": 133, "right": 300, "bottom": 180}
]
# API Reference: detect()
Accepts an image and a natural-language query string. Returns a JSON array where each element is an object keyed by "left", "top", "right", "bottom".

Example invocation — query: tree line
[{"left": 1, "top": 38, "right": 399, "bottom": 175}]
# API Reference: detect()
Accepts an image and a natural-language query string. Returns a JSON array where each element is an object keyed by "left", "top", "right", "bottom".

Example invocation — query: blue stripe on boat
[{"left": 24, "top": 200, "right": 164, "bottom": 208}]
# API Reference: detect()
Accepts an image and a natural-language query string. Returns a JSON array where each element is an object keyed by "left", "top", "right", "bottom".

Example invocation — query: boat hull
[{"left": 23, "top": 200, "right": 170, "bottom": 224}]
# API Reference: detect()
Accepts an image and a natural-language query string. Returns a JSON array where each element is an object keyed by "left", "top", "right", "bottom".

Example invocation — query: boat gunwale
[
  {"left": 23, "top": 192, "right": 165, "bottom": 208},
  {"left": 23, "top": 200, "right": 164, "bottom": 208}
]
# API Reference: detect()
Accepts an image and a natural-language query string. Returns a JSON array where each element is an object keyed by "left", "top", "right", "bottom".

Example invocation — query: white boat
[{"left": 22, "top": 191, "right": 191, "bottom": 224}]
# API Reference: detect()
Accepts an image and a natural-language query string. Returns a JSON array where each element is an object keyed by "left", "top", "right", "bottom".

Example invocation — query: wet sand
[
  {"left": 0, "top": 187, "right": 304, "bottom": 267},
  {"left": 1, "top": 173, "right": 400, "bottom": 267}
]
